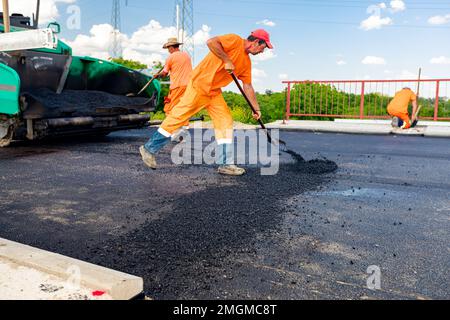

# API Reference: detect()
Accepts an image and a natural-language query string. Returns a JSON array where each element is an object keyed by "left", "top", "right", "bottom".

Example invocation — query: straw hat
[{"left": 163, "top": 38, "right": 183, "bottom": 49}]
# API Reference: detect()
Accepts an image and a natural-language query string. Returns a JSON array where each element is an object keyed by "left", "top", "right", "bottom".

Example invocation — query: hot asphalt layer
[{"left": 0, "top": 129, "right": 449, "bottom": 299}]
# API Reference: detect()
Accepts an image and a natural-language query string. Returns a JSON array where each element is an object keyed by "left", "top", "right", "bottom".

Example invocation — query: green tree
[{"left": 109, "top": 57, "right": 148, "bottom": 70}]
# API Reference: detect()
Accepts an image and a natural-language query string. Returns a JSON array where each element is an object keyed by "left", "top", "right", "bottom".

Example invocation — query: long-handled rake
[
  {"left": 231, "top": 72, "right": 288, "bottom": 152},
  {"left": 127, "top": 66, "right": 165, "bottom": 97}
]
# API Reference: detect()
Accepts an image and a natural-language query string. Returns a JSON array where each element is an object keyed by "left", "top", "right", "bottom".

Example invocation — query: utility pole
[
  {"left": 111, "top": 0, "right": 122, "bottom": 58},
  {"left": 2, "top": 0, "right": 10, "bottom": 33},
  {"left": 34, "top": 0, "right": 40, "bottom": 28},
  {"left": 173, "top": 0, "right": 194, "bottom": 63}
]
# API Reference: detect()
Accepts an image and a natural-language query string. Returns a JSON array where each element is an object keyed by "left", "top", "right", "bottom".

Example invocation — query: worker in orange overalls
[
  {"left": 387, "top": 87, "right": 418, "bottom": 129},
  {"left": 155, "top": 38, "right": 192, "bottom": 141},
  {"left": 140, "top": 29, "right": 273, "bottom": 176}
]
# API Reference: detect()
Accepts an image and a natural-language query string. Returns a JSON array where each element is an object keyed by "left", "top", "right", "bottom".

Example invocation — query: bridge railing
[{"left": 283, "top": 79, "right": 450, "bottom": 121}]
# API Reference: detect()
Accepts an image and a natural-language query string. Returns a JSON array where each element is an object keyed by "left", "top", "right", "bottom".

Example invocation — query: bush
[
  {"left": 149, "top": 111, "right": 166, "bottom": 121},
  {"left": 230, "top": 105, "right": 255, "bottom": 124}
]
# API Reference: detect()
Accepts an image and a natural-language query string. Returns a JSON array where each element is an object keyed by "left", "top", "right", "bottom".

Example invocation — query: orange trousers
[
  {"left": 387, "top": 106, "right": 411, "bottom": 129},
  {"left": 164, "top": 86, "right": 189, "bottom": 127},
  {"left": 159, "top": 82, "right": 233, "bottom": 144}
]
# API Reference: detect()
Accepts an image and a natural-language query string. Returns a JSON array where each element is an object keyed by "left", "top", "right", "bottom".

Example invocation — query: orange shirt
[
  {"left": 164, "top": 51, "right": 192, "bottom": 90},
  {"left": 388, "top": 88, "right": 417, "bottom": 113},
  {"left": 190, "top": 34, "right": 252, "bottom": 96}
]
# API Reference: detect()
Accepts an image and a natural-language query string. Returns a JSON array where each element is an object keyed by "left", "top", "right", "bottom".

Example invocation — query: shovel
[
  {"left": 231, "top": 72, "right": 287, "bottom": 151},
  {"left": 127, "top": 66, "right": 164, "bottom": 97}
]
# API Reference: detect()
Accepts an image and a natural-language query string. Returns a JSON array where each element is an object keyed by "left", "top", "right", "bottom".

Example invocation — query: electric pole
[
  {"left": 111, "top": 0, "right": 122, "bottom": 58},
  {"left": 173, "top": 0, "right": 194, "bottom": 63}
]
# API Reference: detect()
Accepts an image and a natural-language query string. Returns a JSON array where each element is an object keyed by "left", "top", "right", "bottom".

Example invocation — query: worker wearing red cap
[
  {"left": 387, "top": 87, "right": 418, "bottom": 129},
  {"left": 140, "top": 29, "right": 273, "bottom": 176}
]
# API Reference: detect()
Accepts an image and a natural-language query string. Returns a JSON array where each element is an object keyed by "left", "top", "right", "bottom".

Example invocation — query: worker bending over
[{"left": 387, "top": 87, "right": 418, "bottom": 129}]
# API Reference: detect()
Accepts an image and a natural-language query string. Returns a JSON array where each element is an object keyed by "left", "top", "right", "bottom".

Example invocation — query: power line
[
  {"left": 117, "top": 2, "right": 450, "bottom": 31},
  {"left": 221, "top": 0, "right": 450, "bottom": 10},
  {"left": 194, "top": 10, "right": 450, "bottom": 29},
  {"left": 220, "top": 0, "right": 450, "bottom": 5},
  {"left": 196, "top": 0, "right": 450, "bottom": 10}
]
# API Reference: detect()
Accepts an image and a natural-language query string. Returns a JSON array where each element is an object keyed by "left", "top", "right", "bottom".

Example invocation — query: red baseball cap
[{"left": 251, "top": 29, "right": 273, "bottom": 49}]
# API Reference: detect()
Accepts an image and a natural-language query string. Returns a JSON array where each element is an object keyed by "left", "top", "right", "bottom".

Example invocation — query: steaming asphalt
[{"left": 0, "top": 128, "right": 449, "bottom": 300}]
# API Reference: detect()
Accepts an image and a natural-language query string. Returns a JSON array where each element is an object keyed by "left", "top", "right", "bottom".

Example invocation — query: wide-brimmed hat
[{"left": 163, "top": 38, "right": 183, "bottom": 49}]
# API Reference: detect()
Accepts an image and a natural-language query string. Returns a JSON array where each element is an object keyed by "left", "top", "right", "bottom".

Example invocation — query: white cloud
[
  {"left": 398, "top": 70, "right": 417, "bottom": 79},
  {"left": 252, "top": 50, "right": 277, "bottom": 62},
  {"left": 428, "top": 14, "right": 450, "bottom": 25},
  {"left": 390, "top": 0, "right": 406, "bottom": 13},
  {"left": 192, "top": 25, "right": 212, "bottom": 45},
  {"left": 360, "top": 15, "right": 393, "bottom": 30},
  {"left": 256, "top": 19, "right": 276, "bottom": 27},
  {"left": 64, "top": 20, "right": 211, "bottom": 67},
  {"left": 362, "top": 56, "right": 386, "bottom": 65},
  {"left": 9, "top": 0, "right": 76, "bottom": 25},
  {"left": 288, "top": 51, "right": 295, "bottom": 56},
  {"left": 125, "top": 20, "right": 178, "bottom": 54},
  {"left": 278, "top": 74, "right": 289, "bottom": 80},
  {"left": 63, "top": 24, "right": 118, "bottom": 60},
  {"left": 379, "top": 3, "right": 387, "bottom": 9},
  {"left": 252, "top": 68, "right": 267, "bottom": 79},
  {"left": 430, "top": 56, "right": 450, "bottom": 64},
  {"left": 395, "top": 70, "right": 428, "bottom": 80},
  {"left": 360, "top": 2, "right": 403, "bottom": 30},
  {"left": 336, "top": 60, "right": 347, "bottom": 66}
]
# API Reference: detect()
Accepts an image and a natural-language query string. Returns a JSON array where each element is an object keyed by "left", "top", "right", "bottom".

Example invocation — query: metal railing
[{"left": 283, "top": 79, "right": 450, "bottom": 121}]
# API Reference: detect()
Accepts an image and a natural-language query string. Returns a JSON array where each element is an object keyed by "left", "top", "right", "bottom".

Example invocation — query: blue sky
[{"left": 15, "top": 0, "right": 450, "bottom": 92}]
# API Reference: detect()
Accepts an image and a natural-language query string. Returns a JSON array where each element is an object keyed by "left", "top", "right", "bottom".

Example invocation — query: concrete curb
[
  {"left": 265, "top": 120, "right": 450, "bottom": 138},
  {"left": 0, "top": 238, "right": 143, "bottom": 300},
  {"left": 424, "top": 126, "right": 450, "bottom": 137},
  {"left": 266, "top": 120, "right": 391, "bottom": 135},
  {"left": 335, "top": 119, "right": 450, "bottom": 127}
]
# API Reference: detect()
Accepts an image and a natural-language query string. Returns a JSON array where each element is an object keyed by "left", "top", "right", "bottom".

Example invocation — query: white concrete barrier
[
  {"left": 266, "top": 120, "right": 392, "bottom": 135},
  {"left": 424, "top": 126, "right": 450, "bottom": 137},
  {"left": 0, "top": 238, "right": 143, "bottom": 300}
]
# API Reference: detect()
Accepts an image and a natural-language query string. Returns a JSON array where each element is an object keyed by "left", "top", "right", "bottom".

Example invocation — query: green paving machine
[{"left": 0, "top": 1, "right": 160, "bottom": 147}]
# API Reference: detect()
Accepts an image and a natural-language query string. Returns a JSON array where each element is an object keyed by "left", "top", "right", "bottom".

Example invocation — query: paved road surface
[{"left": 0, "top": 128, "right": 448, "bottom": 299}]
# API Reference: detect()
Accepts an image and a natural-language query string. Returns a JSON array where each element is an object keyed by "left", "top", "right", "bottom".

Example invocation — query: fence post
[
  {"left": 360, "top": 81, "right": 365, "bottom": 119},
  {"left": 434, "top": 80, "right": 440, "bottom": 121},
  {"left": 285, "top": 82, "right": 291, "bottom": 122}
]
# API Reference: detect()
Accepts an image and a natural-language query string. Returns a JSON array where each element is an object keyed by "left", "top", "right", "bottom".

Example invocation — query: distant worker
[
  {"left": 156, "top": 38, "right": 193, "bottom": 141},
  {"left": 139, "top": 29, "right": 273, "bottom": 176},
  {"left": 387, "top": 87, "right": 418, "bottom": 129}
]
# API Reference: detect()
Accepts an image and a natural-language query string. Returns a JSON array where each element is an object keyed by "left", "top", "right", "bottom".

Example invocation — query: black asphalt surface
[{"left": 0, "top": 128, "right": 449, "bottom": 300}]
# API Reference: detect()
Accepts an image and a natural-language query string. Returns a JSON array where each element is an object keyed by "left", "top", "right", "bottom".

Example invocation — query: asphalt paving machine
[{"left": 0, "top": 1, "right": 160, "bottom": 147}]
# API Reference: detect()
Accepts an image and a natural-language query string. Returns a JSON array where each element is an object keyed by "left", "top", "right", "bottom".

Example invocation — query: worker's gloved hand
[
  {"left": 253, "top": 110, "right": 261, "bottom": 120},
  {"left": 225, "top": 62, "right": 235, "bottom": 74},
  {"left": 155, "top": 71, "right": 167, "bottom": 79}
]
